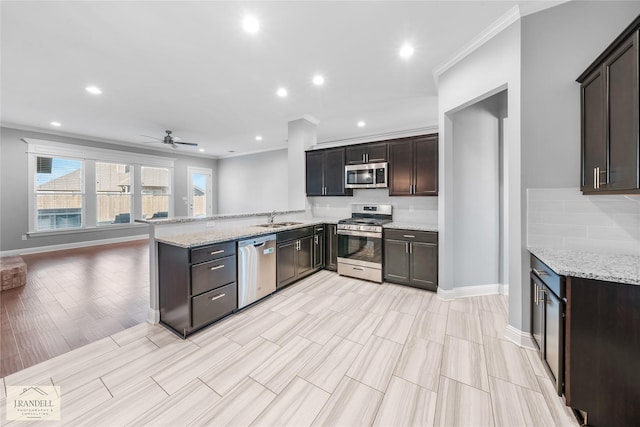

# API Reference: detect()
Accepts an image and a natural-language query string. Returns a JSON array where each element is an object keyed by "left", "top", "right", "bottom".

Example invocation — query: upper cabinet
[
  {"left": 305, "top": 147, "right": 353, "bottom": 197},
  {"left": 389, "top": 134, "right": 438, "bottom": 196},
  {"left": 577, "top": 16, "right": 639, "bottom": 194},
  {"left": 345, "top": 142, "right": 388, "bottom": 164}
]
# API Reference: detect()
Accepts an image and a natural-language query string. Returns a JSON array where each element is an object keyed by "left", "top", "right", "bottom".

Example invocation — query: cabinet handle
[
  {"left": 210, "top": 249, "right": 225, "bottom": 255},
  {"left": 405, "top": 242, "right": 409, "bottom": 253},
  {"left": 353, "top": 267, "right": 364, "bottom": 271},
  {"left": 334, "top": 227, "right": 337, "bottom": 236},
  {"left": 210, "top": 293, "right": 226, "bottom": 301},
  {"left": 316, "top": 227, "right": 323, "bottom": 231},
  {"left": 210, "top": 264, "right": 224, "bottom": 271},
  {"left": 403, "top": 235, "right": 415, "bottom": 238},
  {"left": 532, "top": 268, "right": 547, "bottom": 277},
  {"left": 534, "top": 283, "right": 538, "bottom": 305},
  {"left": 314, "top": 235, "right": 318, "bottom": 245},
  {"left": 594, "top": 167, "right": 598, "bottom": 189},
  {"left": 409, "top": 243, "right": 413, "bottom": 254},
  {"left": 539, "top": 288, "right": 546, "bottom": 303},
  {"left": 366, "top": 153, "right": 369, "bottom": 162}
]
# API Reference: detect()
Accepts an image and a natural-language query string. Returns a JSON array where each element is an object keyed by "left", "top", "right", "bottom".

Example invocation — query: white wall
[
  {"left": 437, "top": 21, "right": 523, "bottom": 332},
  {"left": 451, "top": 96, "right": 503, "bottom": 287},
  {"left": 310, "top": 189, "right": 438, "bottom": 224},
  {"left": 217, "top": 149, "right": 289, "bottom": 214},
  {"left": 528, "top": 188, "right": 640, "bottom": 255}
]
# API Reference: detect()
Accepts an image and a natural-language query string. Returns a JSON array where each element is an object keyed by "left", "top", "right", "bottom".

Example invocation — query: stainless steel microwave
[{"left": 345, "top": 162, "right": 388, "bottom": 189}]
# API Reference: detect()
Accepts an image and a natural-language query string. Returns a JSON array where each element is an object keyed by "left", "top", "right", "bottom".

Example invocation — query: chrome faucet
[{"left": 268, "top": 210, "right": 276, "bottom": 224}]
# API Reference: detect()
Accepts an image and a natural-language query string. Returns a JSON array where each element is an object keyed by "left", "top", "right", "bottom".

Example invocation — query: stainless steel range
[{"left": 337, "top": 204, "right": 392, "bottom": 283}]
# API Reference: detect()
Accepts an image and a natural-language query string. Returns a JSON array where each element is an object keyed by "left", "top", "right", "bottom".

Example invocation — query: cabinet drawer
[
  {"left": 384, "top": 229, "right": 437, "bottom": 244},
  {"left": 530, "top": 255, "right": 563, "bottom": 297},
  {"left": 191, "top": 282, "right": 237, "bottom": 328},
  {"left": 190, "top": 241, "right": 235, "bottom": 265},
  {"left": 191, "top": 255, "right": 236, "bottom": 296}
]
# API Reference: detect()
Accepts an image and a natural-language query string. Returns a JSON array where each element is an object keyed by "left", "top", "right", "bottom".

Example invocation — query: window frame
[{"left": 25, "top": 138, "right": 175, "bottom": 235}]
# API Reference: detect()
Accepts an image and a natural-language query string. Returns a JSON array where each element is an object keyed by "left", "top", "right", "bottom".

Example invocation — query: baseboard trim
[
  {"left": 504, "top": 324, "right": 537, "bottom": 350},
  {"left": 437, "top": 283, "right": 509, "bottom": 300},
  {"left": 0, "top": 234, "right": 149, "bottom": 257},
  {"left": 148, "top": 308, "right": 160, "bottom": 325}
]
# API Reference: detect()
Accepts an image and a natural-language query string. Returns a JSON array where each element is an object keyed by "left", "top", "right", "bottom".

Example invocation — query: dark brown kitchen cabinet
[
  {"left": 389, "top": 134, "right": 438, "bottom": 196},
  {"left": 325, "top": 224, "right": 338, "bottom": 271},
  {"left": 578, "top": 16, "right": 639, "bottom": 194},
  {"left": 565, "top": 276, "right": 640, "bottom": 427},
  {"left": 277, "top": 226, "right": 314, "bottom": 289},
  {"left": 158, "top": 240, "right": 237, "bottom": 337},
  {"left": 313, "top": 225, "right": 325, "bottom": 269},
  {"left": 305, "top": 148, "right": 352, "bottom": 196},
  {"left": 345, "top": 142, "right": 388, "bottom": 164},
  {"left": 384, "top": 229, "right": 437, "bottom": 291}
]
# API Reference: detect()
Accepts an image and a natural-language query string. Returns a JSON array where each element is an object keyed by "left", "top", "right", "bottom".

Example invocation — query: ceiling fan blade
[
  {"left": 141, "top": 134, "right": 163, "bottom": 141},
  {"left": 174, "top": 141, "right": 199, "bottom": 147}
]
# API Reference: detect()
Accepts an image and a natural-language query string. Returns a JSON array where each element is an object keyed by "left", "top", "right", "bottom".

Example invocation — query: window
[
  {"left": 96, "top": 162, "right": 132, "bottom": 226},
  {"left": 35, "top": 157, "right": 84, "bottom": 231},
  {"left": 26, "top": 138, "right": 175, "bottom": 234},
  {"left": 141, "top": 166, "right": 170, "bottom": 219}
]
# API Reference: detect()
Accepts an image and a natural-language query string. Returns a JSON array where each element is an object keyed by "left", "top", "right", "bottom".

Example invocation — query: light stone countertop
[
  {"left": 156, "top": 219, "right": 327, "bottom": 248},
  {"left": 384, "top": 222, "right": 438, "bottom": 232},
  {"left": 529, "top": 247, "right": 640, "bottom": 286},
  {"left": 136, "top": 209, "right": 306, "bottom": 225}
]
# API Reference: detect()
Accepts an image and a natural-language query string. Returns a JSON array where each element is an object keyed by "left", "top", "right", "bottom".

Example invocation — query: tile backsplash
[
  {"left": 309, "top": 189, "right": 438, "bottom": 225},
  {"left": 527, "top": 188, "right": 640, "bottom": 255}
]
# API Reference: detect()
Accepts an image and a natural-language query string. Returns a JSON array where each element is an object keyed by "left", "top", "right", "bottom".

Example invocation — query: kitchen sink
[{"left": 257, "top": 221, "right": 303, "bottom": 228}]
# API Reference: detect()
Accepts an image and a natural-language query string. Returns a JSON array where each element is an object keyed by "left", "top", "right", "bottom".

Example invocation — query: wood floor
[
  {"left": 0, "top": 240, "right": 149, "bottom": 377},
  {"left": 1, "top": 269, "right": 578, "bottom": 426}
]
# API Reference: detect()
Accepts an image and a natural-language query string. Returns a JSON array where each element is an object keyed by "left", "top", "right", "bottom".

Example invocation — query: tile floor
[{"left": 0, "top": 270, "right": 579, "bottom": 426}]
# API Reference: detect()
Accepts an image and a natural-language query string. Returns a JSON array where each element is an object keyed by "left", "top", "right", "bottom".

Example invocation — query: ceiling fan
[{"left": 141, "top": 130, "right": 198, "bottom": 148}]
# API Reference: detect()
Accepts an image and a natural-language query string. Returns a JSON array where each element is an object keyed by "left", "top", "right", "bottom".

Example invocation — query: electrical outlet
[
  {"left": 21, "top": 234, "right": 27, "bottom": 240},
  {"left": 206, "top": 221, "right": 215, "bottom": 228}
]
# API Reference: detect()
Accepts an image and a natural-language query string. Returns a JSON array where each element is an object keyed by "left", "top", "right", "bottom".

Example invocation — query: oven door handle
[{"left": 337, "top": 229, "right": 381, "bottom": 238}]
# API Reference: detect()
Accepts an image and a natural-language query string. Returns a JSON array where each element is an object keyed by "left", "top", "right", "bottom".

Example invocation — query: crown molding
[{"left": 432, "top": 5, "right": 521, "bottom": 85}]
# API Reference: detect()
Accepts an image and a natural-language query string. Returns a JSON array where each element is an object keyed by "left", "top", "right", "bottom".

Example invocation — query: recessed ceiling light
[
  {"left": 85, "top": 85, "right": 102, "bottom": 95},
  {"left": 312, "top": 75, "right": 325, "bottom": 86},
  {"left": 50, "top": 121, "right": 61, "bottom": 127},
  {"left": 243, "top": 16, "right": 259, "bottom": 33},
  {"left": 399, "top": 43, "right": 414, "bottom": 59},
  {"left": 228, "top": 150, "right": 235, "bottom": 153},
  {"left": 255, "top": 135, "right": 263, "bottom": 141},
  {"left": 198, "top": 148, "right": 205, "bottom": 152},
  {"left": 357, "top": 121, "right": 366, "bottom": 127},
  {"left": 277, "top": 88, "right": 288, "bottom": 97}
]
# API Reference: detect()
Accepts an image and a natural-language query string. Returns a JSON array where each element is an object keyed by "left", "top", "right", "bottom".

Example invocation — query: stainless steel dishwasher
[{"left": 237, "top": 234, "right": 277, "bottom": 309}]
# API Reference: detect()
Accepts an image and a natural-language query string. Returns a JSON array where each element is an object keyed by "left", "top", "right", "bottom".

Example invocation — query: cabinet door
[
  {"left": 531, "top": 275, "right": 544, "bottom": 351},
  {"left": 314, "top": 232, "right": 325, "bottom": 269},
  {"left": 581, "top": 68, "right": 607, "bottom": 191},
  {"left": 367, "top": 143, "right": 388, "bottom": 163},
  {"left": 605, "top": 33, "right": 639, "bottom": 191},
  {"left": 277, "top": 241, "right": 297, "bottom": 288},
  {"left": 297, "top": 236, "right": 314, "bottom": 278},
  {"left": 389, "top": 140, "right": 413, "bottom": 196},
  {"left": 306, "top": 151, "right": 325, "bottom": 196},
  {"left": 409, "top": 241, "right": 437, "bottom": 291},
  {"left": 413, "top": 136, "right": 438, "bottom": 196},
  {"left": 384, "top": 239, "right": 410, "bottom": 284},
  {"left": 345, "top": 146, "right": 367, "bottom": 165},
  {"left": 324, "top": 148, "right": 349, "bottom": 196},
  {"left": 542, "top": 285, "right": 562, "bottom": 390},
  {"left": 325, "top": 224, "right": 338, "bottom": 271}
]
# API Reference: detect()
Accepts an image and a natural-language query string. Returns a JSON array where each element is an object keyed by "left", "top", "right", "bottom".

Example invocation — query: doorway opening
[{"left": 188, "top": 167, "right": 213, "bottom": 217}]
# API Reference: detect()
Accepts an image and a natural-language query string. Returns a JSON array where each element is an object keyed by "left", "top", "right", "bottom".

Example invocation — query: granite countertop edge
[
  {"left": 384, "top": 222, "right": 439, "bottom": 232},
  {"left": 135, "top": 209, "right": 306, "bottom": 225},
  {"left": 529, "top": 247, "right": 640, "bottom": 286}
]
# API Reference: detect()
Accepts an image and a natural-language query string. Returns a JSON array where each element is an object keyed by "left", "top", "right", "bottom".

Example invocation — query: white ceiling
[{"left": 1, "top": 1, "right": 558, "bottom": 158}]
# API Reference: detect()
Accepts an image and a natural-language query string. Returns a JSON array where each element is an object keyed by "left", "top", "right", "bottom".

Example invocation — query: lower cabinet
[
  {"left": 384, "top": 229, "right": 437, "bottom": 291},
  {"left": 325, "top": 224, "right": 338, "bottom": 271},
  {"left": 158, "top": 240, "right": 237, "bottom": 337},
  {"left": 565, "top": 276, "right": 640, "bottom": 427},
  {"left": 277, "top": 227, "right": 314, "bottom": 289},
  {"left": 313, "top": 225, "right": 325, "bottom": 270}
]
